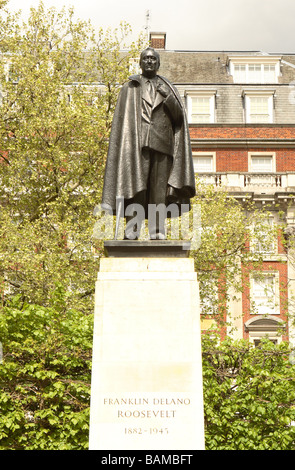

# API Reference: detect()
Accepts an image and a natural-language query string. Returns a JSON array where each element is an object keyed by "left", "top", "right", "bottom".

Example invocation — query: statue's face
[{"left": 140, "top": 50, "right": 160, "bottom": 77}]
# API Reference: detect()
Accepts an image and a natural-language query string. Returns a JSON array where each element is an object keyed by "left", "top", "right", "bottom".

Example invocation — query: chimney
[{"left": 149, "top": 32, "right": 166, "bottom": 50}]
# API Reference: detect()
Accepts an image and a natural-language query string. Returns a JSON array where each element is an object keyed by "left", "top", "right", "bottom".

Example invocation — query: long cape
[{"left": 101, "top": 74, "right": 195, "bottom": 216}]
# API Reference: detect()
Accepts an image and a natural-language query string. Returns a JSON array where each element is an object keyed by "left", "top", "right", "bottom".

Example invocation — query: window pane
[
  {"left": 234, "top": 64, "right": 246, "bottom": 82},
  {"left": 250, "top": 97, "right": 268, "bottom": 113},
  {"left": 251, "top": 156, "right": 273, "bottom": 172},
  {"left": 191, "top": 97, "right": 212, "bottom": 123},
  {"left": 252, "top": 276, "right": 276, "bottom": 314},
  {"left": 231, "top": 61, "right": 278, "bottom": 83},
  {"left": 253, "top": 218, "right": 275, "bottom": 253},
  {"left": 191, "top": 114, "right": 211, "bottom": 123},
  {"left": 192, "top": 97, "right": 210, "bottom": 113},
  {"left": 249, "top": 96, "right": 270, "bottom": 123},
  {"left": 264, "top": 65, "right": 276, "bottom": 82},
  {"left": 253, "top": 277, "right": 272, "bottom": 296},
  {"left": 248, "top": 64, "right": 262, "bottom": 82},
  {"left": 193, "top": 156, "right": 213, "bottom": 172},
  {"left": 250, "top": 114, "right": 270, "bottom": 123}
]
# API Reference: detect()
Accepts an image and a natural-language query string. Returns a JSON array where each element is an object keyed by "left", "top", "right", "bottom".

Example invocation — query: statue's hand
[{"left": 157, "top": 83, "right": 170, "bottom": 98}]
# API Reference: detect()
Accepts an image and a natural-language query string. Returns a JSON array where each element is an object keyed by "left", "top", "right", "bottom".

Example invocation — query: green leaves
[
  {"left": 2, "top": 277, "right": 295, "bottom": 450},
  {"left": 1, "top": 1, "right": 293, "bottom": 452},
  {"left": 192, "top": 180, "right": 279, "bottom": 321},
  {"left": 0, "top": 289, "right": 93, "bottom": 450},
  {"left": 203, "top": 335, "right": 295, "bottom": 450},
  {"left": 0, "top": 3, "right": 146, "bottom": 314}
]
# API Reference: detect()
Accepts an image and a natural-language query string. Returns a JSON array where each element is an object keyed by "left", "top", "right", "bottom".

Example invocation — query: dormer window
[
  {"left": 228, "top": 56, "right": 281, "bottom": 83},
  {"left": 185, "top": 89, "right": 216, "bottom": 124},
  {"left": 242, "top": 89, "right": 275, "bottom": 123}
]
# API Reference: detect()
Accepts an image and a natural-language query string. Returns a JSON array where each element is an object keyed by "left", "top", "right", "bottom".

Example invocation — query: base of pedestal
[
  {"left": 104, "top": 240, "right": 191, "bottom": 258},
  {"left": 89, "top": 245, "right": 205, "bottom": 450}
]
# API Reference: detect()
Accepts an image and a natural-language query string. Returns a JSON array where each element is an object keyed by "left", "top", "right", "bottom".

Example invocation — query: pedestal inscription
[{"left": 89, "top": 252, "right": 205, "bottom": 450}]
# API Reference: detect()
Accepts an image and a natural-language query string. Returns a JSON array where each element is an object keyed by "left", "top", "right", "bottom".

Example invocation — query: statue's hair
[{"left": 139, "top": 47, "right": 160, "bottom": 67}]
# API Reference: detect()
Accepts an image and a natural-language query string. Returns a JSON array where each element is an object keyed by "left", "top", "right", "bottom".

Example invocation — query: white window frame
[
  {"left": 250, "top": 272, "right": 280, "bottom": 316},
  {"left": 243, "top": 90, "right": 275, "bottom": 123},
  {"left": 251, "top": 216, "right": 276, "bottom": 255},
  {"left": 199, "top": 278, "right": 219, "bottom": 315},
  {"left": 248, "top": 151, "right": 276, "bottom": 173},
  {"left": 247, "top": 152, "right": 278, "bottom": 186},
  {"left": 185, "top": 89, "right": 216, "bottom": 124},
  {"left": 192, "top": 152, "right": 216, "bottom": 173},
  {"left": 228, "top": 56, "right": 281, "bottom": 84}
]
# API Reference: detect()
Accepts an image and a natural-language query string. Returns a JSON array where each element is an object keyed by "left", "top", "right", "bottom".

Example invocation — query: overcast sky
[{"left": 6, "top": 0, "right": 295, "bottom": 53}]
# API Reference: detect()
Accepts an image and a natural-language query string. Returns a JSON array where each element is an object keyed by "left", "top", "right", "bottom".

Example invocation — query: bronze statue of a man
[{"left": 101, "top": 47, "right": 195, "bottom": 239}]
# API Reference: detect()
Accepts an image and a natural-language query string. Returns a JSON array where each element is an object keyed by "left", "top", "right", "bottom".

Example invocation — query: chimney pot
[{"left": 149, "top": 32, "right": 166, "bottom": 50}]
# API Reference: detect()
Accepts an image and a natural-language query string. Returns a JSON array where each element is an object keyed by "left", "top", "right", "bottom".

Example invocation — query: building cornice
[
  {"left": 226, "top": 55, "right": 282, "bottom": 65},
  {"left": 189, "top": 123, "right": 295, "bottom": 128},
  {"left": 191, "top": 139, "right": 295, "bottom": 148}
]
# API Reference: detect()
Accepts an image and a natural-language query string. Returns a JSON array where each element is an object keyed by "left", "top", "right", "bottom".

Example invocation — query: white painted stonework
[{"left": 89, "top": 257, "right": 205, "bottom": 450}]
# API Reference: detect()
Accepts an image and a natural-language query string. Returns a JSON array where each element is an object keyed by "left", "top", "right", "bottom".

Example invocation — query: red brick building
[{"left": 149, "top": 32, "right": 295, "bottom": 345}]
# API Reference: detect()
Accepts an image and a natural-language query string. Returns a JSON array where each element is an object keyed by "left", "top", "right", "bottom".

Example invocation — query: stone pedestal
[{"left": 89, "top": 242, "right": 205, "bottom": 450}]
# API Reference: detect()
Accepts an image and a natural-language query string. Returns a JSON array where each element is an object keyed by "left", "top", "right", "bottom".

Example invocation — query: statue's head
[{"left": 139, "top": 47, "right": 160, "bottom": 78}]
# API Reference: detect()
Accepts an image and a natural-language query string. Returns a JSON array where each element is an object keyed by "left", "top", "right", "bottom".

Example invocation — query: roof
[{"left": 153, "top": 50, "right": 295, "bottom": 84}]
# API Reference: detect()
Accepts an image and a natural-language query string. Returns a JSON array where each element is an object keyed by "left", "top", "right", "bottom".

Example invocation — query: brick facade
[
  {"left": 149, "top": 41, "right": 295, "bottom": 344},
  {"left": 190, "top": 125, "right": 295, "bottom": 140},
  {"left": 191, "top": 147, "right": 295, "bottom": 172}
]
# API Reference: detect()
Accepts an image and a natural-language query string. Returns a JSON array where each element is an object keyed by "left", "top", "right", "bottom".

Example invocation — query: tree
[
  {"left": 0, "top": 1, "right": 146, "bottom": 313},
  {"left": 0, "top": 0, "right": 289, "bottom": 451},
  {"left": 0, "top": 2, "right": 277, "bottom": 320},
  {"left": 0, "top": 287, "right": 92, "bottom": 450},
  {"left": 0, "top": 1, "right": 147, "bottom": 449},
  {"left": 202, "top": 333, "right": 295, "bottom": 450},
  {"left": 190, "top": 180, "right": 279, "bottom": 331},
  {"left": 1, "top": 298, "right": 295, "bottom": 450},
  {"left": 278, "top": 213, "right": 295, "bottom": 333}
]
